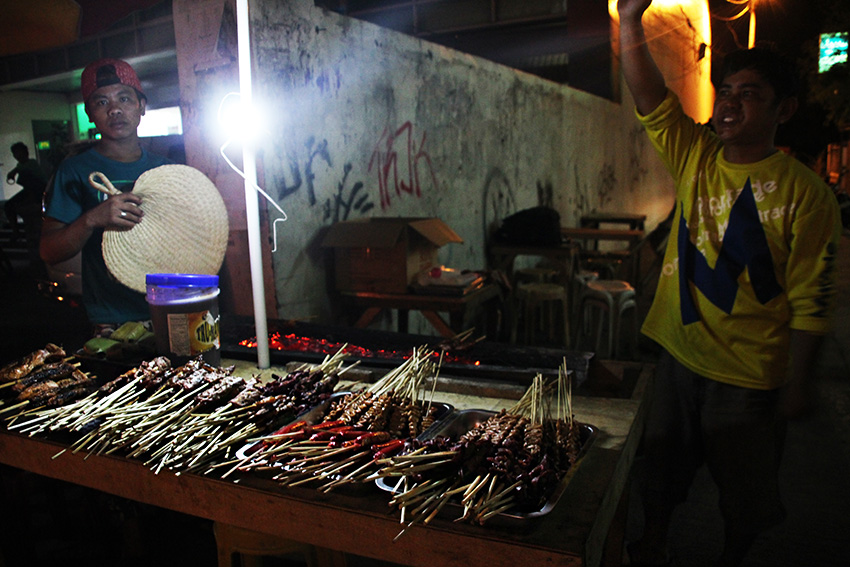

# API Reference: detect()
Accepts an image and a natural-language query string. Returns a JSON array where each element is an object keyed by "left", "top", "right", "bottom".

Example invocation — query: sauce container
[{"left": 146, "top": 273, "right": 221, "bottom": 366}]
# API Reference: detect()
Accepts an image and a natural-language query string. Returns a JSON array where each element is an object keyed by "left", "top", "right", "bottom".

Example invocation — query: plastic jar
[{"left": 146, "top": 273, "right": 221, "bottom": 366}]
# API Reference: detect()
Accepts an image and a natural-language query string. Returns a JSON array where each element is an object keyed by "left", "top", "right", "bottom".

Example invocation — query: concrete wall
[{"left": 175, "top": 0, "right": 711, "bottom": 334}]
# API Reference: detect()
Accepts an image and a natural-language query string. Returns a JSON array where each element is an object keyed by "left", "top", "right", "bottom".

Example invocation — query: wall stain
[
  {"left": 537, "top": 180, "right": 554, "bottom": 209},
  {"left": 597, "top": 163, "right": 617, "bottom": 209}
]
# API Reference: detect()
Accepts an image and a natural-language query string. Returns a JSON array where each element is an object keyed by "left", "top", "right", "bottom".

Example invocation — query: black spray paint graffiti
[
  {"left": 276, "top": 136, "right": 332, "bottom": 206},
  {"left": 323, "top": 163, "right": 375, "bottom": 223},
  {"left": 481, "top": 167, "right": 518, "bottom": 242},
  {"left": 275, "top": 136, "right": 375, "bottom": 221}
]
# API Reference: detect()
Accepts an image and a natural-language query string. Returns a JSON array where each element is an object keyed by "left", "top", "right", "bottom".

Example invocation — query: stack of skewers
[
  {"left": 3, "top": 344, "right": 595, "bottom": 537},
  {"left": 219, "top": 347, "right": 447, "bottom": 493},
  {"left": 4, "top": 344, "right": 354, "bottom": 476},
  {"left": 372, "top": 361, "right": 584, "bottom": 534}
]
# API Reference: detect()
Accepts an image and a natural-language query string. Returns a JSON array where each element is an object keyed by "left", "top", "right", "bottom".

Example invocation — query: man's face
[
  {"left": 85, "top": 83, "right": 146, "bottom": 141},
  {"left": 712, "top": 68, "right": 790, "bottom": 149}
]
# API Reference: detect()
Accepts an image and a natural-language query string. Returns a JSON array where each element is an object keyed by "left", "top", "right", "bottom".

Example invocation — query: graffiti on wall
[
  {"left": 481, "top": 167, "right": 518, "bottom": 242},
  {"left": 276, "top": 136, "right": 332, "bottom": 206},
  {"left": 368, "top": 121, "right": 439, "bottom": 209},
  {"left": 274, "top": 135, "right": 375, "bottom": 222},
  {"left": 323, "top": 162, "right": 375, "bottom": 223}
]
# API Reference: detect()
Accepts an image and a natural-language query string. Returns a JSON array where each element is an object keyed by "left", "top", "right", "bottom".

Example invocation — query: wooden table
[
  {"left": 0, "top": 359, "right": 651, "bottom": 567},
  {"left": 342, "top": 283, "right": 502, "bottom": 338},
  {"left": 580, "top": 213, "right": 647, "bottom": 232},
  {"left": 489, "top": 243, "right": 579, "bottom": 284},
  {"left": 560, "top": 227, "right": 644, "bottom": 249},
  {"left": 560, "top": 228, "right": 645, "bottom": 284}
]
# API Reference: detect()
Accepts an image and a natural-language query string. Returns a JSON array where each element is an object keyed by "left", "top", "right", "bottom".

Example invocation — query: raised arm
[{"left": 618, "top": 0, "right": 668, "bottom": 116}]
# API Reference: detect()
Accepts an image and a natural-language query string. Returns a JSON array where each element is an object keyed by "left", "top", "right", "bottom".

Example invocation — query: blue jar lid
[{"left": 146, "top": 273, "right": 219, "bottom": 287}]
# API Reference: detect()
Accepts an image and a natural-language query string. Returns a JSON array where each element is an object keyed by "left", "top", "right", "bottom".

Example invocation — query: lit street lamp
[{"left": 748, "top": 0, "right": 757, "bottom": 48}]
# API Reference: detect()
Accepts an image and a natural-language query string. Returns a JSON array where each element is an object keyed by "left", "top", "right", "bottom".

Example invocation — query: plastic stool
[
  {"left": 514, "top": 267, "right": 559, "bottom": 285},
  {"left": 509, "top": 282, "right": 570, "bottom": 347},
  {"left": 213, "top": 522, "right": 347, "bottom": 567},
  {"left": 571, "top": 269, "right": 599, "bottom": 322},
  {"left": 574, "top": 279, "right": 637, "bottom": 359}
]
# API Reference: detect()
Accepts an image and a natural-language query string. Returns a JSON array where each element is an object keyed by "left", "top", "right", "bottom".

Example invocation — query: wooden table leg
[
  {"left": 421, "top": 310, "right": 455, "bottom": 338},
  {"left": 397, "top": 309, "right": 409, "bottom": 333},
  {"left": 600, "top": 481, "right": 630, "bottom": 567},
  {"left": 353, "top": 307, "right": 381, "bottom": 329}
]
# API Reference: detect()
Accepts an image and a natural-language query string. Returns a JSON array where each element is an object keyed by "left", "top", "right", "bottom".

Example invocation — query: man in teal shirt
[{"left": 42, "top": 58, "right": 169, "bottom": 327}]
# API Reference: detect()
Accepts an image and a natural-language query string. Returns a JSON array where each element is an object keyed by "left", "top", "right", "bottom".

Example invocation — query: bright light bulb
[{"left": 217, "top": 93, "right": 268, "bottom": 144}]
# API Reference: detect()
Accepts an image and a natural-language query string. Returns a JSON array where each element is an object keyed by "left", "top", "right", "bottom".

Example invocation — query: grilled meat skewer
[
  {"left": 11, "top": 362, "right": 78, "bottom": 394},
  {"left": 0, "top": 344, "right": 66, "bottom": 383}
]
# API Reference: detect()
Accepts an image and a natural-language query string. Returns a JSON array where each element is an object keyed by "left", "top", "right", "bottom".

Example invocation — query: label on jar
[{"left": 166, "top": 310, "right": 220, "bottom": 356}]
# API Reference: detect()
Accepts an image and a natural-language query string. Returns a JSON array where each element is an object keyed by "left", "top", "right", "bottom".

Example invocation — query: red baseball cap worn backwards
[{"left": 81, "top": 58, "right": 145, "bottom": 103}]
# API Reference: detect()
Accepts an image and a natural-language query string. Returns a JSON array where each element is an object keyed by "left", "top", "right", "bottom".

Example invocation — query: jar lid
[{"left": 146, "top": 273, "right": 219, "bottom": 287}]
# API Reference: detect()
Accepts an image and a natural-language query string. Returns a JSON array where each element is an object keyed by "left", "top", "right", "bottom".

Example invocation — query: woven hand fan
[{"left": 89, "top": 164, "right": 229, "bottom": 293}]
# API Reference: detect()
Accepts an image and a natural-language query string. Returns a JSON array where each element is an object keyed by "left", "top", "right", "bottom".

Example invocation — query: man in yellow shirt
[{"left": 617, "top": 1, "right": 841, "bottom": 565}]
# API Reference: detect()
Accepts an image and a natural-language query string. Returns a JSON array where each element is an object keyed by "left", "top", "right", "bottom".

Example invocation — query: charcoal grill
[{"left": 221, "top": 315, "right": 594, "bottom": 386}]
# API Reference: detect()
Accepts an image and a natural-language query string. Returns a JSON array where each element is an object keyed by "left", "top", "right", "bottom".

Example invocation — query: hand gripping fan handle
[{"left": 88, "top": 171, "right": 121, "bottom": 196}]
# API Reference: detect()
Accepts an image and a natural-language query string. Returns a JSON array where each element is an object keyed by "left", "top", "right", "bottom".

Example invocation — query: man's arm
[
  {"left": 40, "top": 192, "right": 144, "bottom": 265},
  {"left": 618, "top": 0, "right": 668, "bottom": 116},
  {"left": 778, "top": 329, "right": 824, "bottom": 419}
]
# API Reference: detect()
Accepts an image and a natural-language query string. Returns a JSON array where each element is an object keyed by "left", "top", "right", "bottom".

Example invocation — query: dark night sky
[{"left": 709, "top": 0, "right": 823, "bottom": 58}]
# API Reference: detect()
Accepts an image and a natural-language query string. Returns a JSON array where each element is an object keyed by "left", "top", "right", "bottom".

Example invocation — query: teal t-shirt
[{"left": 44, "top": 147, "right": 170, "bottom": 324}]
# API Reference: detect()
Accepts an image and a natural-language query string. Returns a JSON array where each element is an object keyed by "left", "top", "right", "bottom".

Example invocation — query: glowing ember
[{"left": 239, "top": 332, "right": 480, "bottom": 366}]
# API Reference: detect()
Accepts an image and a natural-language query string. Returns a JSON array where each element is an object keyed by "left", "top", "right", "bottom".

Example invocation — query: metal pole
[{"left": 236, "top": 0, "right": 270, "bottom": 369}]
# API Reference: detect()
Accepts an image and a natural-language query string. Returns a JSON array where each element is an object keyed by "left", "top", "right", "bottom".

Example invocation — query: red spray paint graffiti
[{"left": 368, "top": 121, "right": 440, "bottom": 209}]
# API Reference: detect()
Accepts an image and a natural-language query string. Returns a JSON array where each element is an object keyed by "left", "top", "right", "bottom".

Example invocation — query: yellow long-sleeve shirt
[{"left": 638, "top": 91, "right": 841, "bottom": 390}]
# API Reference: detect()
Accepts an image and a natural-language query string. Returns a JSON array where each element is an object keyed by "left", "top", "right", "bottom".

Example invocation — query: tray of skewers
[
  {"left": 220, "top": 348, "right": 453, "bottom": 493},
  {"left": 371, "top": 364, "right": 596, "bottom": 532},
  {"left": 1, "top": 344, "right": 356, "bottom": 477}
]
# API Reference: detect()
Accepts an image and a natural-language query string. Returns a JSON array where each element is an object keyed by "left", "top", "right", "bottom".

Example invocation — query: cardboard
[{"left": 322, "top": 218, "right": 463, "bottom": 293}]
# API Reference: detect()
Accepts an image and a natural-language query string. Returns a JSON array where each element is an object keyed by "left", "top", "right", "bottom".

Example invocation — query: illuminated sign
[{"left": 819, "top": 32, "right": 849, "bottom": 73}]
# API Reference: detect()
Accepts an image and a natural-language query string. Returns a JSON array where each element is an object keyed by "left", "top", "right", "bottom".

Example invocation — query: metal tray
[
  {"left": 375, "top": 409, "right": 597, "bottom": 522},
  {"left": 234, "top": 390, "right": 351, "bottom": 461},
  {"left": 235, "top": 393, "right": 454, "bottom": 462}
]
